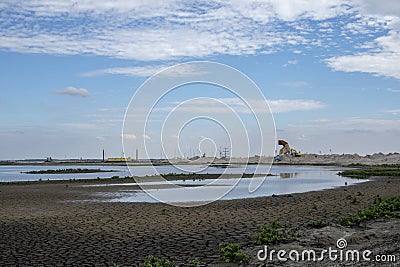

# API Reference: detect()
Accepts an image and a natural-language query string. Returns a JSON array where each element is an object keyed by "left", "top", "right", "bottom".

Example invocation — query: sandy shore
[
  {"left": 3, "top": 152, "right": 400, "bottom": 167},
  {"left": 1, "top": 176, "right": 399, "bottom": 266}
]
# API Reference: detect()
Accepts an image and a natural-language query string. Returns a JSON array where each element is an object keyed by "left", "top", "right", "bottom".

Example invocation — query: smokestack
[
  {"left": 136, "top": 149, "right": 138, "bottom": 161},
  {"left": 102, "top": 149, "right": 105, "bottom": 162}
]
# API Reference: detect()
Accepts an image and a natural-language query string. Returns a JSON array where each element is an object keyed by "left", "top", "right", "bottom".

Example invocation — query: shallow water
[
  {"left": 0, "top": 164, "right": 365, "bottom": 204},
  {"left": 0, "top": 164, "right": 314, "bottom": 182},
  {"left": 91, "top": 165, "right": 364, "bottom": 204}
]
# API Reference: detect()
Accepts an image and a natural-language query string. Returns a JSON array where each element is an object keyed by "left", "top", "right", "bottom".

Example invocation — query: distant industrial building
[{"left": 106, "top": 157, "right": 132, "bottom": 162}]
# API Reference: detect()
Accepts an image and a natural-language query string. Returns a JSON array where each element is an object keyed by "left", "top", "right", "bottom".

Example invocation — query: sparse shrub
[
  {"left": 161, "top": 208, "right": 167, "bottom": 215},
  {"left": 252, "top": 220, "right": 297, "bottom": 245},
  {"left": 373, "top": 195, "right": 382, "bottom": 205},
  {"left": 143, "top": 255, "right": 174, "bottom": 267},
  {"left": 188, "top": 257, "right": 205, "bottom": 266},
  {"left": 219, "top": 242, "right": 249, "bottom": 264},
  {"left": 341, "top": 196, "right": 400, "bottom": 226},
  {"left": 351, "top": 196, "right": 359, "bottom": 205}
]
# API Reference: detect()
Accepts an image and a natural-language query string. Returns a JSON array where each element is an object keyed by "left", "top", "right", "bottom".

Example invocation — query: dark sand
[{"left": 1, "top": 176, "right": 399, "bottom": 266}]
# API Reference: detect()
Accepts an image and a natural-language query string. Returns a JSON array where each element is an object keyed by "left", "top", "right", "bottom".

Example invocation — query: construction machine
[{"left": 278, "top": 139, "right": 301, "bottom": 157}]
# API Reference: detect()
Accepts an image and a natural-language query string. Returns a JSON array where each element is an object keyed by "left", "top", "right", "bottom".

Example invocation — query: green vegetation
[
  {"left": 340, "top": 196, "right": 400, "bottom": 226},
  {"left": 252, "top": 220, "right": 297, "bottom": 245},
  {"left": 339, "top": 164, "right": 400, "bottom": 178},
  {"left": 23, "top": 168, "right": 115, "bottom": 174},
  {"left": 351, "top": 197, "right": 359, "bottom": 205},
  {"left": 188, "top": 257, "right": 205, "bottom": 266},
  {"left": 306, "top": 220, "right": 329, "bottom": 228},
  {"left": 161, "top": 208, "right": 167, "bottom": 215},
  {"left": 143, "top": 255, "right": 174, "bottom": 267},
  {"left": 346, "top": 194, "right": 359, "bottom": 205},
  {"left": 219, "top": 242, "right": 249, "bottom": 264}
]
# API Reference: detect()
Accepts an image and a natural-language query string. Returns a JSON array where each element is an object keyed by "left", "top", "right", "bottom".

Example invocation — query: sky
[{"left": 0, "top": 0, "right": 400, "bottom": 160}]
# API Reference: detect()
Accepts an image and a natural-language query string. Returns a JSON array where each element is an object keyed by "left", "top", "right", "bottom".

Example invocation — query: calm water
[
  {"left": 95, "top": 166, "right": 364, "bottom": 204},
  {"left": 0, "top": 164, "right": 365, "bottom": 204},
  {"left": 0, "top": 164, "right": 286, "bottom": 182}
]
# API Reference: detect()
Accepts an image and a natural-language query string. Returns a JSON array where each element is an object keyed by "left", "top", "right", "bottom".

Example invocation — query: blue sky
[{"left": 0, "top": 0, "right": 399, "bottom": 159}]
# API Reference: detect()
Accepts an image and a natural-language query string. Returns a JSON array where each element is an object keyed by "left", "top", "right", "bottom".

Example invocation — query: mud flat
[{"left": 0, "top": 173, "right": 399, "bottom": 266}]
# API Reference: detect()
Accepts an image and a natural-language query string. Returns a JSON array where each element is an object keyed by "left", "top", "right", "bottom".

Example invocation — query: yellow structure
[{"left": 106, "top": 157, "right": 132, "bottom": 162}]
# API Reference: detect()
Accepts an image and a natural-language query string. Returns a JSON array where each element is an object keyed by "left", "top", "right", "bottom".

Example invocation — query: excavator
[{"left": 277, "top": 139, "right": 301, "bottom": 158}]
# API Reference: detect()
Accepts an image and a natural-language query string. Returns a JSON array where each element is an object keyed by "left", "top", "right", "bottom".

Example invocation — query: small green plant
[
  {"left": 351, "top": 196, "right": 359, "bottom": 205},
  {"left": 252, "top": 220, "right": 297, "bottom": 245},
  {"left": 188, "top": 257, "right": 205, "bottom": 266},
  {"left": 219, "top": 242, "right": 249, "bottom": 264},
  {"left": 143, "top": 255, "right": 174, "bottom": 267},
  {"left": 341, "top": 196, "right": 400, "bottom": 226},
  {"left": 356, "top": 191, "right": 364, "bottom": 196},
  {"left": 306, "top": 220, "right": 329, "bottom": 228},
  {"left": 312, "top": 203, "right": 318, "bottom": 210},
  {"left": 161, "top": 208, "right": 167, "bottom": 215},
  {"left": 373, "top": 195, "right": 382, "bottom": 205}
]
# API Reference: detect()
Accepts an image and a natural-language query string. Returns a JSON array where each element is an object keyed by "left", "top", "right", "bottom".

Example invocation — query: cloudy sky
[{"left": 0, "top": 0, "right": 400, "bottom": 159}]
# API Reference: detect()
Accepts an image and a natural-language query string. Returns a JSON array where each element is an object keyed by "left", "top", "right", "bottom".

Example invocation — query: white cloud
[
  {"left": 291, "top": 117, "right": 400, "bottom": 132},
  {"left": 325, "top": 1, "right": 400, "bottom": 80},
  {"left": 388, "top": 88, "right": 400, "bottom": 93},
  {"left": 82, "top": 65, "right": 173, "bottom": 77},
  {"left": 122, "top": 134, "right": 137, "bottom": 140},
  {"left": 82, "top": 63, "right": 209, "bottom": 78},
  {"left": 354, "top": 0, "right": 400, "bottom": 18},
  {"left": 55, "top": 86, "right": 90, "bottom": 97},
  {"left": 383, "top": 109, "right": 400, "bottom": 115},
  {"left": 326, "top": 52, "right": 400, "bottom": 80},
  {"left": 0, "top": 1, "right": 354, "bottom": 61},
  {"left": 334, "top": 118, "right": 400, "bottom": 130},
  {"left": 156, "top": 98, "right": 325, "bottom": 114},
  {"left": 279, "top": 81, "right": 309, "bottom": 88},
  {"left": 269, "top": 99, "right": 325, "bottom": 113},
  {"left": 283, "top": 60, "right": 298, "bottom": 67},
  {"left": 61, "top": 123, "right": 96, "bottom": 129},
  {"left": 310, "top": 118, "right": 331, "bottom": 123},
  {"left": 2, "top": 0, "right": 398, "bottom": 83}
]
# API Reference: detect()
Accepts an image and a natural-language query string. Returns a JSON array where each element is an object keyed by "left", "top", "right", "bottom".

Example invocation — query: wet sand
[{"left": 1, "top": 176, "right": 399, "bottom": 266}]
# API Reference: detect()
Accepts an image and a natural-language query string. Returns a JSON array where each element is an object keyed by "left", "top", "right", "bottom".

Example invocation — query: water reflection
[
  {"left": 279, "top": 172, "right": 298, "bottom": 179},
  {"left": 91, "top": 167, "right": 367, "bottom": 204}
]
